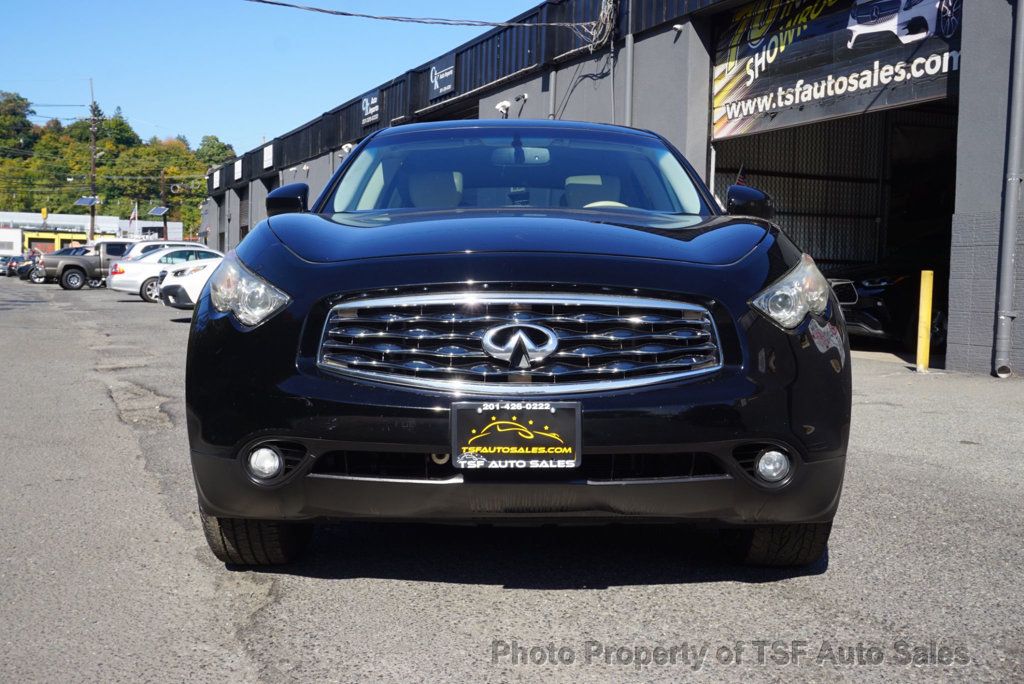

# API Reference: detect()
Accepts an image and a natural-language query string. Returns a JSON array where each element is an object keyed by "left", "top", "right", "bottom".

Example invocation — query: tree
[
  {"left": 195, "top": 135, "right": 236, "bottom": 167},
  {"left": 0, "top": 91, "right": 37, "bottom": 156},
  {"left": 103, "top": 112, "right": 141, "bottom": 148},
  {"left": 0, "top": 91, "right": 212, "bottom": 235}
]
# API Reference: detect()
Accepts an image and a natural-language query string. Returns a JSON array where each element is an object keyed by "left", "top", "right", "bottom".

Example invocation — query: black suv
[{"left": 187, "top": 121, "right": 850, "bottom": 567}]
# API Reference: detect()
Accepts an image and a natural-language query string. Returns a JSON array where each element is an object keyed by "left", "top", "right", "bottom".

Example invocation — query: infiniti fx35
[{"left": 187, "top": 120, "right": 851, "bottom": 567}]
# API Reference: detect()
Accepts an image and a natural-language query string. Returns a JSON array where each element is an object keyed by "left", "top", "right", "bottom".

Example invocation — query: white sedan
[
  {"left": 108, "top": 246, "right": 223, "bottom": 302},
  {"left": 158, "top": 256, "right": 223, "bottom": 310}
]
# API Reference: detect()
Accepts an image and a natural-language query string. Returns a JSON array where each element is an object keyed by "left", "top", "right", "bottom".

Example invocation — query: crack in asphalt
[{"left": 63, "top": 289, "right": 279, "bottom": 681}]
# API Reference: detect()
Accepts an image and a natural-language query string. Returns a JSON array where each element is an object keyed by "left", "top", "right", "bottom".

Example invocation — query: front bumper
[
  {"left": 160, "top": 284, "right": 195, "bottom": 309},
  {"left": 187, "top": 233, "right": 851, "bottom": 527},
  {"left": 847, "top": 3, "right": 938, "bottom": 48},
  {"left": 192, "top": 446, "right": 845, "bottom": 524},
  {"left": 188, "top": 312, "right": 850, "bottom": 526}
]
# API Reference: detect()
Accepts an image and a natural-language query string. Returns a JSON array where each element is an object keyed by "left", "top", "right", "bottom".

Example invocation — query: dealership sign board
[
  {"left": 360, "top": 91, "right": 380, "bottom": 127},
  {"left": 428, "top": 53, "right": 456, "bottom": 100},
  {"left": 712, "top": 0, "right": 962, "bottom": 140}
]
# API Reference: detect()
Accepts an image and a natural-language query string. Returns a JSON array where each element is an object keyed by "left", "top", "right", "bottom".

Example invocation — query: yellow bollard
[{"left": 916, "top": 270, "right": 934, "bottom": 373}]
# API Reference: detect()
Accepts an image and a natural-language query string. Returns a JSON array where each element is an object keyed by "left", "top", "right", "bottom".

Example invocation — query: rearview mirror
[
  {"left": 726, "top": 184, "right": 774, "bottom": 220},
  {"left": 266, "top": 183, "right": 309, "bottom": 217},
  {"left": 491, "top": 146, "right": 550, "bottom": 165}
]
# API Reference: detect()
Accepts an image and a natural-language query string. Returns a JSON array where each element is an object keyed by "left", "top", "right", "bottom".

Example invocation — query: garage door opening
[{"left": 713, "top": 98, "right": 957, "bottom": 360}]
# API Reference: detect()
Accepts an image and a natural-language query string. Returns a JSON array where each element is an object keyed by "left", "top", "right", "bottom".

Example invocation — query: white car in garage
[
  {"left": 158, "top": 256, "right": 223, "bottom": 310},
  {"left": 847, "top": 0, "right": 960, "bottom": 49},
  {"left": 108, "top": 246, "right": 223, "bottom": 302}
]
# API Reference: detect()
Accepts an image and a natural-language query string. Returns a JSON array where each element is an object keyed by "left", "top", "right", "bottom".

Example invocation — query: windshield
[{"left": 326, "top": 127, "right": 708, "bottom": 216}]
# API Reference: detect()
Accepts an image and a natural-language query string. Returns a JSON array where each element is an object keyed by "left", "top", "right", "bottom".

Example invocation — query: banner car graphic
[{"left": 712, "top": 0, "right": 962, "bottom": 140}]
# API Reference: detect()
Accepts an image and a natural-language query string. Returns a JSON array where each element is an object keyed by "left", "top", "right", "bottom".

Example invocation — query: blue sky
[{"left": 3, "top": 0, "right": 540, "bottom": 154}]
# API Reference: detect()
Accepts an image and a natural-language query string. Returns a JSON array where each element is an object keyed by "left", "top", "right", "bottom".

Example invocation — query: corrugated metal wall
[{"left": 714, "top": 112, "right": 889, "bottom": 269}]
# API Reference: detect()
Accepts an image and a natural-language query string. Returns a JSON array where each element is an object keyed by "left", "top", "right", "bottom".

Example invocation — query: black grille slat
[{"left": 318, "top": 292, "right": 723, "bottom": 393}]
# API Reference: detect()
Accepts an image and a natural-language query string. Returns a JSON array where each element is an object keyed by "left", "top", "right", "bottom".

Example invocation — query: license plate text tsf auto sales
[{"left": 451, "top": 401, "right": 581, "bottom": 469}]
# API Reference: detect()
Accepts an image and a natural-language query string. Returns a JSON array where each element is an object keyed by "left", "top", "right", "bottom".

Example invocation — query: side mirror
[
  {"left": 726, "top": 184, "right": 775, "bottom": 220},
  {"left": 266, "top": 183, "right": 309, "bottom": 217}
]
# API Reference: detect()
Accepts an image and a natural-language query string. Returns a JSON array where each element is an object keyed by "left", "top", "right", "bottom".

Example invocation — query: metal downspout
[
  {"left": 994, "top": 0, "right": 1024, "bottom": 377},
  {"left": 548, "top": 68, "right": 557, "bottom": 119},
  {"left": 624, "top": 1, "right": 634, "bottom": 127}
]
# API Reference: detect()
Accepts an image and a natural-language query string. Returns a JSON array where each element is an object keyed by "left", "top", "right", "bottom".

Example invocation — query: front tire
[
  {"left": 30, "top": 268, "right": 46, "bottom": 284},
  {"left": 727, "top": 522, "right": 832, "bottom": 567},
  {"left": 199, "top": 509, "right": 312, "bottom": 565},
  {"left": 60, "top": 268, "right": 85, "bottom": 290},
  {"left": 140, "top": 277, "right": 160, "bottom": 303}
]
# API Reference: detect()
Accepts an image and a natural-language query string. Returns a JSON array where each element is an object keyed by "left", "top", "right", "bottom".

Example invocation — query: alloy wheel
[{"left": 939, "top": 0, "right": 961, "bottom": 39}]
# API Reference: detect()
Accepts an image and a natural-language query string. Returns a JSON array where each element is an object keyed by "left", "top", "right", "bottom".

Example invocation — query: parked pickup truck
[{"left": 38, "top": 239, "right": 137, "bottom": 290}]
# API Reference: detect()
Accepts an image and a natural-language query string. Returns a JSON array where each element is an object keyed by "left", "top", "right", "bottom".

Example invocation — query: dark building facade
[{"left": 204, "top": 0, "right": 1024, "bottom": 376}]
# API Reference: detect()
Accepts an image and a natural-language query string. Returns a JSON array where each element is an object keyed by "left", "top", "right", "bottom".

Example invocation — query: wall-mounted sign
[
  {"left": 712, "top": 0, "right": 962, "bottom": 140},
  {"left": 234, "top": 159, "right": 243, "bottom": 180},
  {"left": 262, "top": 144, "right": 274, "bottom": 169},
  {"left": 428, "top": 53, "right": 456, "bottom": 100},
  {"left": 361, "top": 91, "right": 380, "bottom": 127},
  {"left": 212, "top": 169, "right": 221, "bottom": 188}
]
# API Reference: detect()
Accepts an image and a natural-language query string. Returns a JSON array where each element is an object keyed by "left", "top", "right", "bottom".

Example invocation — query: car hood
[{"left": 266, "top": 209, "right": 770, "bottom": 266}]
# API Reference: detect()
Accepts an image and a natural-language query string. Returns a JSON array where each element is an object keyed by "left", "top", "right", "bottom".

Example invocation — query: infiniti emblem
[{"left": 481, "top": 323, "right": 559, "bottom": 369}]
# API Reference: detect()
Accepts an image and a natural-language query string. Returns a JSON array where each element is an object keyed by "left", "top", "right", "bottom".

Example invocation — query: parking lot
[{"left": 1, "top": 275, "right": 1022, "bottom": 682}]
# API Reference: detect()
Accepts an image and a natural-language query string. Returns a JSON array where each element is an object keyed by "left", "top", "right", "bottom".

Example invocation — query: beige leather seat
[
  {"left": 564, "top": 175, "right": 622, "bottom": 208},
  {"left": 408, "top": 170, "right": 463, "bottom": 209}
]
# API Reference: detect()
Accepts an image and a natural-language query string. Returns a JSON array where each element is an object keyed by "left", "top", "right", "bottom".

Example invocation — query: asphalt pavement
[{"left": 1, "top": 275, "right": 1022, "bottom": 682}]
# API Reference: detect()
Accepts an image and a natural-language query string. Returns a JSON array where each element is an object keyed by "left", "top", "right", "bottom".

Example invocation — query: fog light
[
  {"left": 248, "top": 447, "right": 283, "bottom": 479},
  {"left": 756, "top": 450, "right": 791, "bottom": 482}
]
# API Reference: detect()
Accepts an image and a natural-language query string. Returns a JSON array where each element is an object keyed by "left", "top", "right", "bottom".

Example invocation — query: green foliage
[
  {"left": 195, "top": 135, "right": 236, "bottom": 167},
  {"left": 0, "top": 91, "right": 229, "bottom": 236},
  {"left": 0, "top": 91, "right": 37, "bottom": 157},
  {"left": 104, "top": 114, "right": 142, "bottom": 148}
]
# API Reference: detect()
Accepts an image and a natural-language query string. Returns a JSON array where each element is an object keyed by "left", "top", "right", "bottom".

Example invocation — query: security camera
[
  {"left": 495, "top": 100, "right": 512, "bottom": 115},
  {"left": 514, "top": 93, "right": 529, "bottom": 103},
  {"left": 672, "top": 24, "right": 685, "bottom": 32}
]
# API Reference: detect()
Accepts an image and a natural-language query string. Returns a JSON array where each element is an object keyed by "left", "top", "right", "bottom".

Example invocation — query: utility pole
[
  {"left": 88, "top": 78, "right": 97, "bottom": 242},
  {"left": 160, "top": 169, "right": 168, "bottom": 240}
]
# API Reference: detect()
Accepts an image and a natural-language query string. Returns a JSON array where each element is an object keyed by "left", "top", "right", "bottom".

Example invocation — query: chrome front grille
[{"left": 317, "top": 292, "right": 722, "bottom": 394}]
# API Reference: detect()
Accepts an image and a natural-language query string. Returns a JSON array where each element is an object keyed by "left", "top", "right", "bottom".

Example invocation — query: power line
[
  {"left": 27, "top": 114, "right": 85, "bottom": 122},
  {"left": 242, "top": 0, "right": 617, "bottom": 46}
]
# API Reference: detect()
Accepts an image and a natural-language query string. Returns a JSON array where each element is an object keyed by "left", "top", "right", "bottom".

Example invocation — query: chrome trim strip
[
  {"left": 315, "top": 364, "right": 722, "bottom": 395},
  {"left": 317, "top": 291, "right": 723, "bottom": 395},
  {"left": 306, "top": 473, "right": 733, "bottom": 485},
  {"left": 331, "top": 292, "right": 710, "bottom": 313}
]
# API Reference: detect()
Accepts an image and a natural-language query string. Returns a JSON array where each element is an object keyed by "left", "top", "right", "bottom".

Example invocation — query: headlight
[
  {"left": 174, "top": 264, "right": 211, "bottom": 278},
  {"left": 903, "top": 0, "right": 926, "bottom": 9},
  {"left": 751, "top": 254, "right": 830, "bottom": 329},
  {"left": 209, "top": 253, "right": 290, "bottom": 327}
]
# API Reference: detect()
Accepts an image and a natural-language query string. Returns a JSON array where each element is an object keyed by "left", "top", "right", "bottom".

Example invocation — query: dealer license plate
[{"left": 451, "top": 401, "right": 581, "bottom": 469}]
